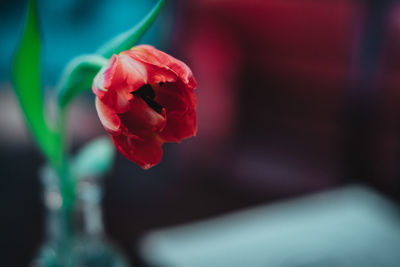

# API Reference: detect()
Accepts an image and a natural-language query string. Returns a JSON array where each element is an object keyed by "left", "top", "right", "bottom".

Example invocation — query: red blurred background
[{"left": 174, "top": 0, "right": 400, "bottom": 198}]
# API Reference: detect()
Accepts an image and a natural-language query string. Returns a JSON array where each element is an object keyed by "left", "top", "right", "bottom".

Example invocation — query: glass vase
[{"left": 31, "top": 166, "right": 129, "bottom": 267}]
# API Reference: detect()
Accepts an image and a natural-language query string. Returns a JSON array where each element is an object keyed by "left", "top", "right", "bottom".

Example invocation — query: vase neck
[
  {"left": 77, "top": 177, "right": 105, "bottom": 238},
  {"left": 40, "top": 166, "right": 105, "bottom": 242}
]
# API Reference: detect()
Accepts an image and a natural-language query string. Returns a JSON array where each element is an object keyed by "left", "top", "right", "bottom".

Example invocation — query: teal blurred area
[
  {"left": 141, "top": 186, "right": 400, "bottom": 267},
  {"left": 0, "top": 0, "right": 172, "bottom": 84}
]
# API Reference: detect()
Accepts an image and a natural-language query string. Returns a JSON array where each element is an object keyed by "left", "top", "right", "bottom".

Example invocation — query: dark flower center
[{"left": 133, "top": 84, "right": 163, "bottom": 114}]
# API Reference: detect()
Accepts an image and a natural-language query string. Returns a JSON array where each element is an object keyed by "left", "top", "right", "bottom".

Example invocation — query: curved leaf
[
  {"left": 57, "top": 54, "right": 108, "bottom": 109},
  {"left": 97, "top": 0, "right": 164, "bottom": 58},
  {"left": 57, "top": 0, "right": 164, "bottom": 111},
  {"left": 72, "top": 137, "right": 115, "bottom": 179},
  {"left": 12, "top": 0, "right": 60, "bottom": 163}
]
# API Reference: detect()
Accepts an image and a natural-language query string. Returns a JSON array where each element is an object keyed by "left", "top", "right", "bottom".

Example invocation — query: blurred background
[{"left": 1, "top": 0, "right": 400, "bottom": 266}]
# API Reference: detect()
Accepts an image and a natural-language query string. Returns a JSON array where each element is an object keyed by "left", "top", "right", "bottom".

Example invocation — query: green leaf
[
  {"left": 72, "top": 137, "right": 115, "bottom": 179},
  {"left": 57, "top": 54, "right": 108, "bottom": 109},
  {"left": 12, "top": 0, "right": 60, "bottom": 163},
  {"left": 97, "top": 0, "right": 164, "bottom": 58}
]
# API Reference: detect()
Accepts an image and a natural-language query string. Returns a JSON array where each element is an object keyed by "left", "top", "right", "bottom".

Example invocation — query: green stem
[
  {"left": 55, "top": 107, "right": 76, "bottom": 223},
  {"left": 50, "top": 108, "right": 76, "bottom": 262}
]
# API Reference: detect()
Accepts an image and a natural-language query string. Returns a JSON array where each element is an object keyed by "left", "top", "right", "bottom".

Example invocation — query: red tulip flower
[{"left": 92, "top": 45, "right": 197, "bottom": 169}]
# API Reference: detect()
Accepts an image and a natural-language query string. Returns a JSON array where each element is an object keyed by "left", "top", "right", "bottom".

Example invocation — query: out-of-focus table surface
[{"left": 140, "top": 186, "right": 400, "bottom": 267}]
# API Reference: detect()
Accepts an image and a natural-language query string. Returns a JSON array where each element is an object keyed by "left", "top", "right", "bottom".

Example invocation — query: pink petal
[
  {"left": 95, "top": 97, "right": 121, "bottom": 135},
  {"left": 123, "top": 45, "right": 197, "bottom": 89}
]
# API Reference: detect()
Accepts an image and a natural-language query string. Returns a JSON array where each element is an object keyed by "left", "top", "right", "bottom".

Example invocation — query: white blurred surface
[{"left": 140, "top": 185, "right": 400, "bottom": 267}]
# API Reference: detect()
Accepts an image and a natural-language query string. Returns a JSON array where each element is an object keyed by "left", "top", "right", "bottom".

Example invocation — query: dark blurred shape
[
  {"left": 174, "top": 0, "right": 357, "bottom": 199},
  {"left": 174, "top": 0, "right": 400, "bottom": 200},
  {"left": 0, "top": 145, "right": 43, "bottom": 267},
  {"left": 343, "top": 0, "right": 395, "bottom": 198}
]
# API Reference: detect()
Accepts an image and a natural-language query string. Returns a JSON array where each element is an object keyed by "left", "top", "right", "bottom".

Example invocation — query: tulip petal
[
  {"left": 160, "top": 108, "right": 197, "bottom": 142},
  {"left": 153, "top": 81, "right": 197, "bottom": 142},
  {"left": 154, "top": 81, "right": 194, "bottom": 113},
  {"left": 92, "top": 54, "right": 118, "bottom": 96},
  {"left": 111, "top": 133, "right": 163, "bottom": 169},
  {"left": 95, "top": 97, "right": 121, "bottom": 135},
  {"left": 93, "top": 54, "right": 149, "bottom": 113},
  {"left": 93, "top": 45, "right": 197, "bottom": 169},
  {"left": 123, "top": 45, "right": 197, "bottom": 89},
  {"left": 119, "top": 95, "right": 167, "bottom": 135},
  {"left": 93, "top": 54, "right": 131, "bottom": 113},
  {"left": 119, "top": 54, "right": 148, "bottom": 87}
]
